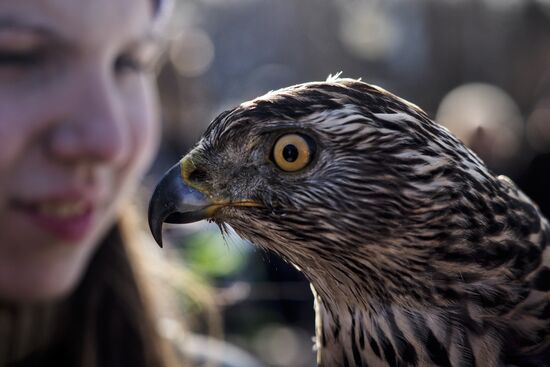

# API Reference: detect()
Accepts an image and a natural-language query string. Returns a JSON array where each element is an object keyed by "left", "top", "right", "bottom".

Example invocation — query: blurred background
[{"left": 146, "top": 0, "right": 550, "bottom": 366}]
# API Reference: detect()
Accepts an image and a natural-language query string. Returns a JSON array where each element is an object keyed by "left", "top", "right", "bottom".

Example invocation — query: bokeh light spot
[{"left": 170, "top": 28, "right": 215, "bottom": 77}]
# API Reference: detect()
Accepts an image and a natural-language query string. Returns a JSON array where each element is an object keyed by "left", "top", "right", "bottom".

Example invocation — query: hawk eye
[{"left": 272, "top": 134, "right": 312, "bottom": 172}]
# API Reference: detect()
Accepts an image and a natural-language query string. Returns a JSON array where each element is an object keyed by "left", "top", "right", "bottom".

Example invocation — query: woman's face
[{"left": 0, "top": 0, "right": 161, "bottom": 302}]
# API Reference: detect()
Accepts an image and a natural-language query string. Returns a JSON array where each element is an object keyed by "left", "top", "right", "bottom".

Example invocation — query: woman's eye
[
  {"left": 272, "top": 133, "right": 315, "bottom": 172},
  {"left": 114, "top": 54, "right": 151, "bottom": 75},
  {"left": 0, "top": 51, "right": 43, "bottom": 68},
  {"left": 115, "top": 55, "right": 139, "bottom": 73}
]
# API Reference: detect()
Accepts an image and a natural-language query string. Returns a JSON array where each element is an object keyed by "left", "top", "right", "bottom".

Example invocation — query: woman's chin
[{"left": 0, "top": 241, "right": 99, "bottom": 304}]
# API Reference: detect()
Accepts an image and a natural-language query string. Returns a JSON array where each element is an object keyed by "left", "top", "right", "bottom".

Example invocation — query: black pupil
[{"left": 282, "top": 144, "right": 299, "bottom": 162}]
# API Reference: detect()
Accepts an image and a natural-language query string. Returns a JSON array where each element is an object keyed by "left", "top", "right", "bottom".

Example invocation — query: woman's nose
[{"left": 47, "top": 68, "right": 130, "bottom": 166}]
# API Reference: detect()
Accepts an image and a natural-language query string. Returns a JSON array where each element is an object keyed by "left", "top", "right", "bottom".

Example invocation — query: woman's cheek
[
  {"left": 0, "top": 99, "right": 50, "bottom": 170},
  {"left": 123, "top": 76, "right": 161, "bottom": 182}
]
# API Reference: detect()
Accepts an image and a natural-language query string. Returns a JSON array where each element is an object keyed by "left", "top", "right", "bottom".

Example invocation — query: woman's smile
[{"left": 10, "top": 194, "right": 97, "bottom": 242}]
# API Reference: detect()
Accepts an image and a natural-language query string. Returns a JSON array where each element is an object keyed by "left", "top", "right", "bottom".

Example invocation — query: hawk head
[{"left": 149, "top": 78, "right": 542, "bottom": 309}]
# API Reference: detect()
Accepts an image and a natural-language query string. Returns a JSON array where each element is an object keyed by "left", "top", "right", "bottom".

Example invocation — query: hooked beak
[
  {"left": 148, "top": 162, "right": 213, "bottom": 247},
  {"left": 148, "top": 161, "right": 262, "bottom": 247}
]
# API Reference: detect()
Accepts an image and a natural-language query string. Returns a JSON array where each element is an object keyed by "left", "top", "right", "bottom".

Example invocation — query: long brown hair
[{"left": 1, "top": 220, "right": 182, "bottom": 367}]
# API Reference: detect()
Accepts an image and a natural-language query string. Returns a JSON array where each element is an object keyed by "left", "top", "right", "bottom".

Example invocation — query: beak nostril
[{"left": 187, "top": 168, "right": 208, "bottom": 184}]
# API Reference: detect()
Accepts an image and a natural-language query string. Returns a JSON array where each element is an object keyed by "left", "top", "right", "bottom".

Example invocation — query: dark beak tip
[
  {"left": 149, "top": 222, "right": 164, "bottom": 248},
  {"left": 148, "top": 201, "right": 165, "bottom": 248}
]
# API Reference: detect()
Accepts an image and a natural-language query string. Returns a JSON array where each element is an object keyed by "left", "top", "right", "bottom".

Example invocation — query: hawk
[{"left": 148, "top": 78, "right": 550, "bottom": 366}]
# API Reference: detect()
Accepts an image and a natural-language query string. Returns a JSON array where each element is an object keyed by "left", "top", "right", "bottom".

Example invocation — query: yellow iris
[{"left": 273, "top": 134, "right": 312, "bottom": 172}]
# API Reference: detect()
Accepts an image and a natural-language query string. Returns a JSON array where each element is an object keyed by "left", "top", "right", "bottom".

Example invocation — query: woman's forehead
[{"left": 0, "top": 0, "right": 154, "bottom": 46}]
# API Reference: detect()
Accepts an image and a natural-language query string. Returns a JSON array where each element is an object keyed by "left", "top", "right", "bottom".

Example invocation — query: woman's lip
[{"left": 11, "top": 199, "right": 95, "bottom": 242}]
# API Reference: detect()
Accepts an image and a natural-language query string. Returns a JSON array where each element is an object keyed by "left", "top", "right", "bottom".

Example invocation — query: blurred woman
[{"left": 0, "top": 0, "right": 180, "bottom": 365}]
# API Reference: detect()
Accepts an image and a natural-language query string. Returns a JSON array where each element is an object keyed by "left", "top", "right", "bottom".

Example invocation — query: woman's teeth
[{"left": 37, "top": 201, "right": 87, "bottom": 218}]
